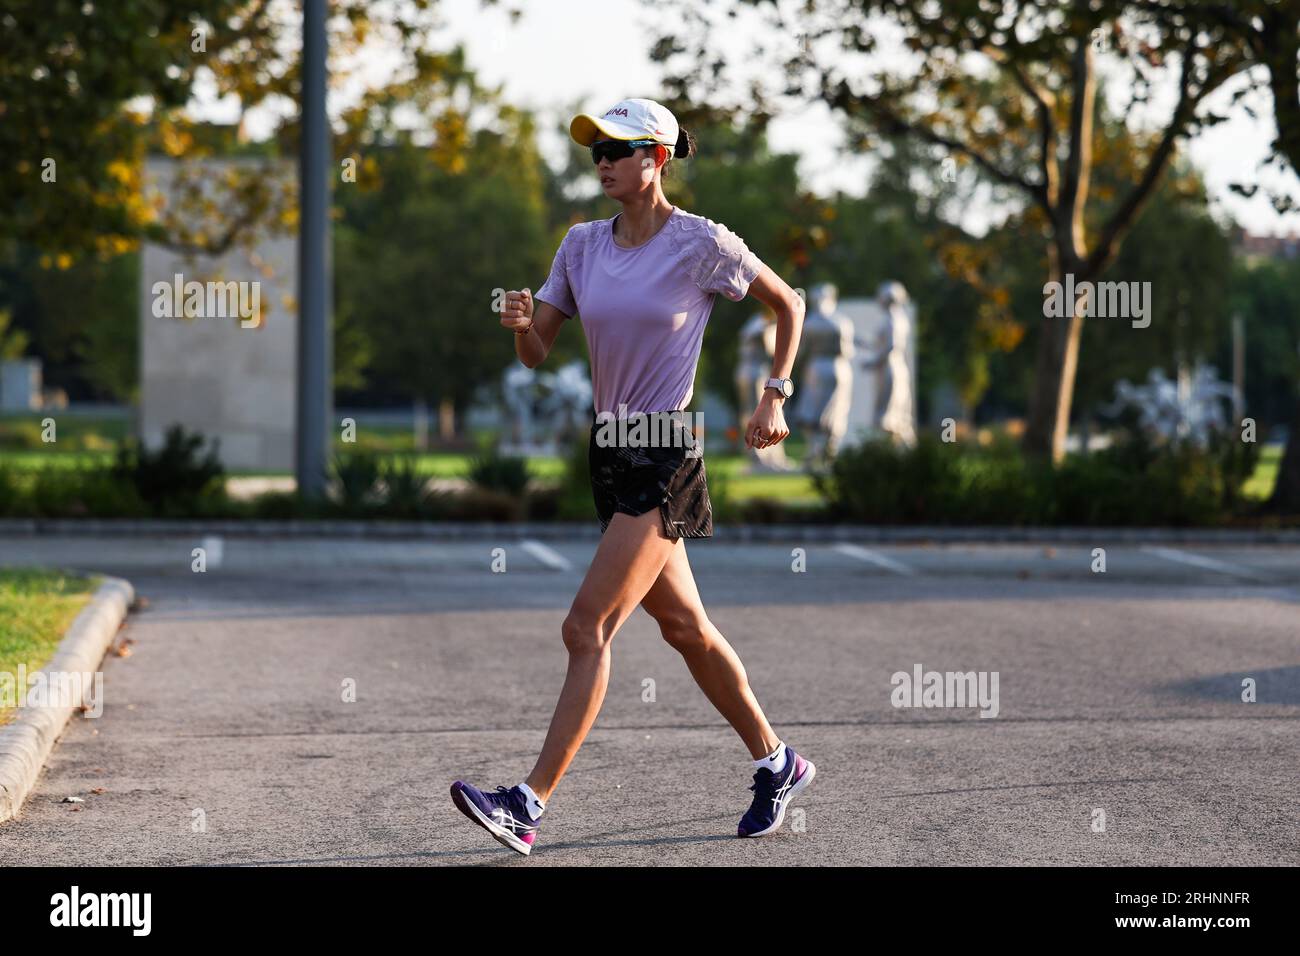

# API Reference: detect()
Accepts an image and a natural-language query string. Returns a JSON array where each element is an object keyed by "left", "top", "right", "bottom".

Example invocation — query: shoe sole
[
  {"left": 738, "top": 758, "right": 816, "bottom": 837},
  {"left": 450, "top": 783, "right": 534, "bottom": 856}
]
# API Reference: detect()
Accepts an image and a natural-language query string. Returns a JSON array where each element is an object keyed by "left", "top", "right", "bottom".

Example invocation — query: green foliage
[
  {"left": 0, "top": 569, "right": 97, "bottom": 724},
  {"left": 0, "top": 414, "right": 128, "bottom": 452},
  {"left": 1063, "top": 422, "right": 1262, "bottom": 523},
  {"left": 3, "top": 0, "right": 499, "bottom": 406},
  {"left": 249, "top": 490, "right": 308, "bottom": 520},
  {"left": 376, "top": 456, "right": 448, "bottom": 519},
  {"left": 0, "top": 462, "right": 128, "bottom": 519},
  {"left": 1073, "top": 162, "right": 1233, "bottom": 417},
  {"left": 442, "top": 486, "right": 524, "bottom": 522},
  {"left": 4, "top": 0, "right": 456, "bottom": 260},
  {"left": 111, "top": 424, "right": 225, "bottom": 516},
  {"left": 0, "top": 248, "right": 141, "bottom": 403},
  {"left": 703, "top": 459, "right": 736, "bottom": 525},
  {"left": 0, "top": 418, "right": 46, "bottom": 451},
  {"left": 2, "top": 1, "right": 228, "bottom": 256},
  {"left": 333, "top": 124, "right": 554, "bottom": 416},
  {"left": 816, "top": 435, "right": 964, "bottom": 523},
  {"left": 0, "top": 309, "right": 29, "bottom": 360},
  {"left": 1224, "top": 255, "right": 1300, "bottom": 429},
  {"left": 331, "top": 452, "right": 383, "bottom": 510},
  {"left": 818, "top": 429, "right": 1260, "bottom": 527},
  {"left": 467, "top": 450, "right": 531, "bottom": 497},
  {"left": 0, "top": 465, "right": 21, "bottom": 516},
  {"left": 554, "top": 429, "right": 595, "bottom": 521},
  {"left": 28, "top": 252, "right": 141, "bottom": 401},
  {"left": 27, "top": 465, "right": 148, "bottom": 518},
  {"left": 324, "top": 453, "right": 454, "bottom": 518}
]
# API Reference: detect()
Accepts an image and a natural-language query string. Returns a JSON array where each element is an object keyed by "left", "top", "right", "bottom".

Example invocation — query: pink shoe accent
[{"left": 520, "top": 832, "right": 536, "bottom": 845}]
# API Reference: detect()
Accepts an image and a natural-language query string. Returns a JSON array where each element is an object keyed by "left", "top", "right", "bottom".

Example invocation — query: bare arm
[
  {"left": 741, "top": 264, "right": 806, "bottom": 449},
  {"left": 501, "top": 288, "right": 569, "bottom": 368}
]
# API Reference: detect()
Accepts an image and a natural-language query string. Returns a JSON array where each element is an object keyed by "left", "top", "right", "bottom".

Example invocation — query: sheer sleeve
[
  {"left": 690, "top": 219, "right": 764, "bottom": 302},
  {"left": 535, "top": 227, "right": 579, "bottom": 318}
]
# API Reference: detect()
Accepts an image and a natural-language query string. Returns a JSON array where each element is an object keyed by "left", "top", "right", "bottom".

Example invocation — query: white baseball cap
[{"left": 570, "top": 98, "right": 680, "bottom": 157}]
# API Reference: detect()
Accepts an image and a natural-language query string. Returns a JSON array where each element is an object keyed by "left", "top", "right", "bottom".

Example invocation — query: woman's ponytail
[
  {"left": 662, "top": 127, "right": 696, "bottom": 181},
  {"left": 674, "top": 127, "right": 696, "bottom": 160}
]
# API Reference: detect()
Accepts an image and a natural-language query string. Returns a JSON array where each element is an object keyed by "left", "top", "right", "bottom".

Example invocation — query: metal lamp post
[{"left": 296, "top": 0, "right": 332, "bottom": 499}]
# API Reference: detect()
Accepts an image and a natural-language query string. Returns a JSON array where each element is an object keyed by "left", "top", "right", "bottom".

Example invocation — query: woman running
[{"left": 451, "top": 97, "right": 812, "bottom": 856}]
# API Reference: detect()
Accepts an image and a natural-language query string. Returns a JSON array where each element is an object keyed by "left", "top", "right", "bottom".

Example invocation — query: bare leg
[
  {"left": 524, "top": 507, "right": 678, "bottom": 802},
  {"left": 639, "top": 540, "right": 780, "bottom": 760}
]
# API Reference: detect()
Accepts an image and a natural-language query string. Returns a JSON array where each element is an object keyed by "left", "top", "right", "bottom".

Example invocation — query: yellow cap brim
[{"left": 570, "top": 114, "right": 646, "bottom": 146}]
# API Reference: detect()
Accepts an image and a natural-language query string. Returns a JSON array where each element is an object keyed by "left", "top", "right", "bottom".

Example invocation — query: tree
[
  {"left": 1223, "top": 255, "right": 1300, "bottom": 430},
  {"left": 0, "top": 310, "right": 30, "bottom": 361},
  {"left": 1, "top": 0, "right": 229, "bottom": 259},
  {"left": 648, "top": 0, "right": 1257, "bottom": 461},
  {"left": 3, "top": 0, "right": 523, "bottom": 411},
  {"left": 1163, "top": 0, "right": 1300, "bottom": 513},
  {"left": 334, "top": 100, "right": 554, "bottom": 436},
  {"left": 1, "top": 0, "right": 456, "bottom": 261}
]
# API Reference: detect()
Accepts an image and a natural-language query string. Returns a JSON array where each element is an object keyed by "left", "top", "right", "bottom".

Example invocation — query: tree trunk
[
  {"left": 413, "top": 398, "right": 429, "bottom": 452},
  {"left": 436, "top": 395, "right": 457, "bottom": 442},
  {"left": 1267, "top": 392, "right": 1300, "bottom": 514},
  {"left": 1024, "top": 269, "right": 1087, "bottom": 462},
  {"left": 438, "top": 396, "right": 456, "bottom": 442},
  {"left": 1025, "top": 39, "right": 1095, "bottom": 463}
]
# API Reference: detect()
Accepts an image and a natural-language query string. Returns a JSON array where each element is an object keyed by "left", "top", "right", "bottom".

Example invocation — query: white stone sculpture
[
  {"left": 736, "top": 311, "right": 795, "bottom": 471},
  {"left": 539, "top": 359, "right": 594, "bottom": 447},
  {"left": 501, "top": 359, "right": 593, "bottom": 455},
  {"left": 1103, "top": 362, "right": 1237, "bottom": 446},
  {"left": 501, "top": 364, "right": 543, "bottom": 454},
  {"left": 793, "top": 283, "right": 856, "bottom": 466},
  {"left": 854, "top": 281, "right": 917, "bottom": 447}
]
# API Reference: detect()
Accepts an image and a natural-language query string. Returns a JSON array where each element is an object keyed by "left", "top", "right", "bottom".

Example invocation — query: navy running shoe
[
  {"left": 737, "top": 747, "right": 816, "bottom": 837},
  {"left": 450, "top": 781, "right": 540, "bottom": 855}
]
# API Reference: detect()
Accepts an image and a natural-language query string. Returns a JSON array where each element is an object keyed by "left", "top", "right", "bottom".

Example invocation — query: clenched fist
[{"left": 501, "top": 288, "right": 534, "bottom": 333}]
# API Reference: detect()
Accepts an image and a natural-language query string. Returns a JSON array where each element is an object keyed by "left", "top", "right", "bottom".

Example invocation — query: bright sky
[{"left": 214, "top": 0, "right": 1300, "bottom": 237}]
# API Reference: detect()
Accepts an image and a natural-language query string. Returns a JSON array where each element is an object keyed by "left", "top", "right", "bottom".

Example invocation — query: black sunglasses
[{"left": 590, "top": 138, "right": 657, "bottom": 165}]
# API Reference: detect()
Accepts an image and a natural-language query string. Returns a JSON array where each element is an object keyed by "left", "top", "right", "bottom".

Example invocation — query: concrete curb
[
  {"left": 0, "top": 518, "right": 1298, "bottom": 544},
  {"left": 0, "top": 575, "right": 135, "bottom": 824}
]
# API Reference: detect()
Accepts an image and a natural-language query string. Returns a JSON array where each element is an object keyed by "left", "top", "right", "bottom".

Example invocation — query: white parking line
[
  {"left": 834, "top": 543, "right": 915, "bottom": 576},
  {"left": 1139, "top": 546, "right": 1265, "bottom": 580},
  {"left": 520, "top": 539, "right": 573, "bottom": 572},
  {"left": 199, "top": 535, "right": 224, "bottom": 569}
]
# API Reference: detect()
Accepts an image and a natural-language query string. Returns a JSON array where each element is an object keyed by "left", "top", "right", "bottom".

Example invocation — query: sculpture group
[
  {"left": 1101, "top": 362, "right": 1240, "bottom": 446},
  {"left": 740, "top": 280, "right": 918, "bottom": 472},
  {"left": 500, "top": 359, "right": 593, "bottom": 456}
]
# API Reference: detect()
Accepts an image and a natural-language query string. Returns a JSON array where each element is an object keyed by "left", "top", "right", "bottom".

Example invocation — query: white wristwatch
[{"left": 765, "top": 377, "right": 794, "bottom": 399}]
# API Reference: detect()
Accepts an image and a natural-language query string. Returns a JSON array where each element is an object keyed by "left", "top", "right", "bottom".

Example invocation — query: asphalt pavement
[{"left": 0, "top": 532, "right": 1296, "bottom": 866}]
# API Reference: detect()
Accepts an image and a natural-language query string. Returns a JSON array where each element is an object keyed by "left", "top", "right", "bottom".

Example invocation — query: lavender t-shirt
[{"left": 535, "top": 206, "right": 764, "bottom": 416}]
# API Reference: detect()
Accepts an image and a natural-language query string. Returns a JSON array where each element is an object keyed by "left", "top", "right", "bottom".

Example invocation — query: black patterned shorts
[{"left": 589, "top": 411, "right": 713, "bottom": 539}]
